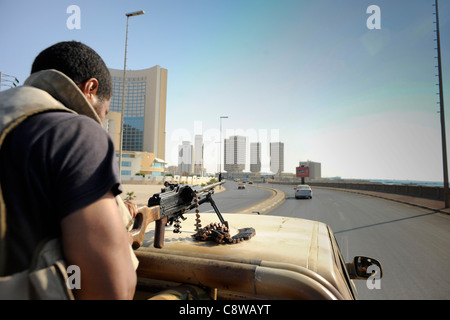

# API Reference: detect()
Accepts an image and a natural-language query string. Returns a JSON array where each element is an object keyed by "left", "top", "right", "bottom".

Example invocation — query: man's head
[{"left": 31, "top": 41, "right": 112, "bottom": 122}]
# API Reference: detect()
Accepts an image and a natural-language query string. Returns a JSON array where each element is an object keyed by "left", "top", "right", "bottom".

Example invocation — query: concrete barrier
[
  {"left": 254, "top": 180, "right": 443, "bottom": 200},
  {"left": 291, "top": 182, "right": 445, "bottom": 201}
]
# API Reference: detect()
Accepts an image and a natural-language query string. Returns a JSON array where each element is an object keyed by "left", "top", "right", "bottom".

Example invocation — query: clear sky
[{"left": 1, "top": 0, "right": 449, "bottom": 182}]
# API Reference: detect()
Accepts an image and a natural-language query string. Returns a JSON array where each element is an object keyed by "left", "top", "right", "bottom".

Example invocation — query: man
[{"left": 0, "top": 41, "right": 137, "bottom": 299}]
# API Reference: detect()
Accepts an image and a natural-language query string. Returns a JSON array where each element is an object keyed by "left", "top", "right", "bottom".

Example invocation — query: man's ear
[{"left": 78, "top": 78, "right": 99, "bottom": 101}]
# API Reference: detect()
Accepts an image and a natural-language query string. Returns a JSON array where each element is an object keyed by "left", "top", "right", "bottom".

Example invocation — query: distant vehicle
[
  {"left": 295, "top": 184, "right": 312, "bottom": 199},
  {"left": 248, "top": 181, "right": 253, "bottom": 184},
  {"left": 238, "top": 184, "right": 246, "bottom": 189}
]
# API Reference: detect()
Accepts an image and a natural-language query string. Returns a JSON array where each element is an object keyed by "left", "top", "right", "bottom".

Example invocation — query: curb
[{"left": 237, "top": 184, "right": 286, "bottom": 215}]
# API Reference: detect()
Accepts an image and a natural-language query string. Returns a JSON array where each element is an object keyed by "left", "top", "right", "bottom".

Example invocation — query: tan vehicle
[{"left": 131, "top": 182, "right": 383, "bottom": 300}]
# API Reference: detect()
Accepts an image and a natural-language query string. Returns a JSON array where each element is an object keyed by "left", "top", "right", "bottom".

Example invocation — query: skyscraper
[
  {"left": 178, "top": 141, "right": 193, "bottom": 174},
  {"left": 250, "top": 142, "right": 261, "bottom": 173},
  {"left": 194, "top": 134, "right": 204, "bottom": 175},
  {"left": 224, "top": 136, "right": 246, "bottom": 174},
  {"left": 107, "top": 66, "right": 168, "bottom": 161},
  {"left": 270, "top": 142, "right": 284, "bottom": 174}
]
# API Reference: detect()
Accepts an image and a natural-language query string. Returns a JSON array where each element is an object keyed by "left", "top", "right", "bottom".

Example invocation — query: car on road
[
  {"left": 238, "top": 184, "right": 245, "bottom": 189},
  {"left": 295, "top": 184, "right": 313, "bottom": 199}
]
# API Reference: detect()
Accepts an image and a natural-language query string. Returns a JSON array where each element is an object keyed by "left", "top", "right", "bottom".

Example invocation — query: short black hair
[{"left": 31, "top": 41, "right": 112, "bottom": 101}]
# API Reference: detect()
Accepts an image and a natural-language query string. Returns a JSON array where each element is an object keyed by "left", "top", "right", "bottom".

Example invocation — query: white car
[{"left": 295, "top": 184, "right": 313, "bottom": 199}]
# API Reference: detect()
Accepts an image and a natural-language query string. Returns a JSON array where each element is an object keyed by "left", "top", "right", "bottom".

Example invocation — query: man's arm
[{"left": 60, "top": 190, "right": 137, "bottom": 300}]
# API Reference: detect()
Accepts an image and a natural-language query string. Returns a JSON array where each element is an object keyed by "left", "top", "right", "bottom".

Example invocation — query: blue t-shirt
[{"left": 0, "top": 111, "right": 122, "bottom": 275}]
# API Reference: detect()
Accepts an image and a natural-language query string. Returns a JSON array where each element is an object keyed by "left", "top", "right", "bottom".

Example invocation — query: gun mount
[{"left": 131, "top": 181, "right": 255, "bottom": 249}]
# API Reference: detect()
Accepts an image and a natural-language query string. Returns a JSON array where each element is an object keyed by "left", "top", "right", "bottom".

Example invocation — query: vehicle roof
[{"left": 137, "top": 213, "right": 355, "bottom": 299}]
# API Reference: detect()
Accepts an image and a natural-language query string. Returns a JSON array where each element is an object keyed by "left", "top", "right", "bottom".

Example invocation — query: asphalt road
[
  {"left": 189, "top": 181, "right": 273, "bottom": 214},
  {"left": 263, "top": 183, "right": 450, "bottom": 300}
]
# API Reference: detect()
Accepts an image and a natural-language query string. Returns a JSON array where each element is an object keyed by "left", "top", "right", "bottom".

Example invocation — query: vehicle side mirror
[{"left": 346, "top": 256, "right": 383, "bottom": 280}]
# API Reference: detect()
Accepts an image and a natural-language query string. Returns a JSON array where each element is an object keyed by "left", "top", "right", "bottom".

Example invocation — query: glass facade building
[
  {"left": 106, "top": 66, "right": 168, "bottom": 178},
  {"left": 110, "top": 80, "right": 146, "bottom": 152},
  {"left": 107, "top": 66, "right": 168, "bottom": 160}
]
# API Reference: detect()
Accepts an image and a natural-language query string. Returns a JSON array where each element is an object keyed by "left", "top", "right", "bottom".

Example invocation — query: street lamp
[
  {"left": 126, "top": 10, "right": 145, "bottom": 17},
  {"left": 434, "top": 0, "right": 449, "bottom": 207},
  {"left": 219, "top": 116, "right": 228, "bottom": 181},
  {"left": 118, "top": 10, "right": 145, "bottom": 181}
]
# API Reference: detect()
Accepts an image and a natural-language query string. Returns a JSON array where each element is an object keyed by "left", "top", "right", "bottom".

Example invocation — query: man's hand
[{"left": 124, "top": 200, "right": 138, "bottom": 219}]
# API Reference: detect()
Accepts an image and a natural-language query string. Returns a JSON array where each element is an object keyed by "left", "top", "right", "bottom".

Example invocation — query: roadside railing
[{"left": 254, "top": 180, "right": 444, "bottom": 201}]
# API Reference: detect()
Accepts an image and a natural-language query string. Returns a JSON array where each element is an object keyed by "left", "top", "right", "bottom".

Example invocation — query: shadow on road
[{"left": 334, "top": 210, "right": 440, "bottom": 234}]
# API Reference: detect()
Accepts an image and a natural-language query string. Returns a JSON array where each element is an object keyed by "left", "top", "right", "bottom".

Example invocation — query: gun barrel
[{"left": 192, "top": 181, "right": 225, "bottom": 194}]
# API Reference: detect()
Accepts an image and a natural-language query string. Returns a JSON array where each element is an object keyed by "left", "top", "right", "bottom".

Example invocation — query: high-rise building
[
  {"left": 224, "top": 136, "right": 246, "bottom": 174},
  {"left": 178, "top": 141, "right": 193, "bottom": 175},
  {"left": 299, "top": 160, "right": 322, "bottom": 180},
  {"left": 250, "top": 142, "right": 261, "bottom": 173},
  {"left": 194, "top": 134, "right": 204, "bottom": 175},
  {"left": 270, "top": 142, "right": 284, "bottom": 174},
  {"left": 107, "top": 66, "right": 167, "bottom": 161}
]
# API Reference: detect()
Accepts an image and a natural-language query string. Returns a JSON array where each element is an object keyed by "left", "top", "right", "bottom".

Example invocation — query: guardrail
[{"left": 258, "top": 181, "right": 444, "bottom": 201}]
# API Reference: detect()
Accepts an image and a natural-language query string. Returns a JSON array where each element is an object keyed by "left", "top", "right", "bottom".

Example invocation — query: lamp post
[
  {"left": 119, "top": 10, "right": 145, "bottom": 181},
  {"left": 434, "top": 0, "right": 448, "bottom": 207},
  {"left": 219, "top": 116, "right": 228, "bottom": 181}
]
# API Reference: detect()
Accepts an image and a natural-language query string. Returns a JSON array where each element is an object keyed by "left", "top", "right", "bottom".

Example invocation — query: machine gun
[{"left": 130, "top": 181, "right": 254, "bottom": 250}]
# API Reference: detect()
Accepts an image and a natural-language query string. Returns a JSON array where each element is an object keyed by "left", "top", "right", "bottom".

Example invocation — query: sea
[{"left": 368, "top": 179, "right": 444, "bottom": 187}]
